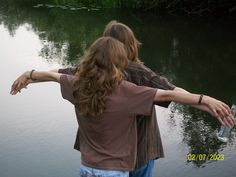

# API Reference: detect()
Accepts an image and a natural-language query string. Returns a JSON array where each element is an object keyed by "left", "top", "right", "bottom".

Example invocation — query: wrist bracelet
[
  {"left": 30, "top": 69, "right": 36, "bottom": 81},
  {"left": 198, "top": 94, "right": 204, "bottom": 105}
]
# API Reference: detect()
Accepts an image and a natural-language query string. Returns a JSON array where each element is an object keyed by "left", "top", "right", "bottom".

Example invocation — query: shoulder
[
  {"left": 120, "top": 80, "right": 137, "bottom": 89},
  {"left": 125, "top": 63, "right": 158, "bottom": 79},
  {"left": 120, "top": 80, "right": 157, "bottom": 94},
  {"left": 126, "top": 62, "right": 152, "bottom": 73}
]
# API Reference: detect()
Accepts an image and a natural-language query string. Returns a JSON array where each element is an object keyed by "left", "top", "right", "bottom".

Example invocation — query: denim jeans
[
  {"left": 129, "top": 160, "right": 155, "bottom": 177},
  {"left": 79, "top": 164, "right": 129, "bottom": 177}
]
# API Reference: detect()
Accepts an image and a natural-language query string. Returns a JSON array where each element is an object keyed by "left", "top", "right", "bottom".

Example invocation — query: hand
[
  {"left": 218, "top": 113, "right": 236, "bottom": 128},
  {"left": 203, "top": 96, "right": 235, "bottom": 127},
  {"left": 10, "top": 71, "right": 30, "bottom": 95}
]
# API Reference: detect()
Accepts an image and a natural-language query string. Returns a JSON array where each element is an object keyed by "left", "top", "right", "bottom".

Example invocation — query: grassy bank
[{"left": 1, "top": 0, "right": 236, "bottom": 16}]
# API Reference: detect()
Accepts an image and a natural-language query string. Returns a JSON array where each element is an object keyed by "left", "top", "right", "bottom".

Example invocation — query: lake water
[{"left": 0, "top": 3, "right": 236, "bottom": 177}]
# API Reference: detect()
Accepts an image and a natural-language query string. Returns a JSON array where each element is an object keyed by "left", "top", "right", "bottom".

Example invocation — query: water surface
[{"left": 0, "top": 3, "right": 236, "bottom": 177}]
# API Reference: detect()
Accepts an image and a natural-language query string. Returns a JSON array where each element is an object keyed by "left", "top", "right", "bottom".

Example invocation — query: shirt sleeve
[
  {"left": 58, "top": 67, "right": 77, "bottom": 75},
  {"left": 60, "top": 74, "right": 75, "bottom": 104},
  {"left": 144, "top": 65, "right": 176, "bottom": 90},
  {"left": 143, "top": 65, "right": 176, "bottom": 108},
  {"left": 125, "top": 81, "right": 157, "bottom": 116},
  {"left": 126, "top": 63, "right": 175, "bottom": 108}
]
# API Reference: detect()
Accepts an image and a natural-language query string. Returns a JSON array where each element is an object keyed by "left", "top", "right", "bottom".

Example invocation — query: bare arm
[
  {"left": 50, "top": 69, "right": 59, "bottom": 73},
  {"left": 154, "top": 89, "right": 235, "bottom": 127},
  {"left": 10, "top": 70, "right": 61, "bottom": 95},
  {"left": 174, "top": 87, "right": 214, "bottom": 115},
  {"left": 29, "top": 70, "right": 61, "bottom": 82}
]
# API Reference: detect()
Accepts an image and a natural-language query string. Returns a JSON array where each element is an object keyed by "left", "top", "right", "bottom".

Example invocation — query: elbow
[
  {"left": 42, "top": 72, "right": 59, "bottom": 82},
  {"left": 155, "top": 89, "right": 173, "bottom": 102}
]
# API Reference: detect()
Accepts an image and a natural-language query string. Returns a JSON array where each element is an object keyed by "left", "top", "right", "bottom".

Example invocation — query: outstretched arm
[
  {"left": 142, "top": 64, "right": 229, "bottom": 118},
  {"left": 10, "top": 70, "right": 61, "bottom": 95},
  {"left": 174, "top": 87, "right": 215, "bottom": 115},
  {"left": 154, "top": 89, "right": 235, "bottom": 128}
]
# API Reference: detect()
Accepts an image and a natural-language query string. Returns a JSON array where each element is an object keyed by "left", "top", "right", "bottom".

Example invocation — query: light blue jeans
[{"left": 79, "top": 164, "right": 129, "bottom": 177}]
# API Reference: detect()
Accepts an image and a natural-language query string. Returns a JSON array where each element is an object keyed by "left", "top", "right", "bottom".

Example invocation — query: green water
[{"left": 0, "top": 3, "right": 236, "bottom": 177}]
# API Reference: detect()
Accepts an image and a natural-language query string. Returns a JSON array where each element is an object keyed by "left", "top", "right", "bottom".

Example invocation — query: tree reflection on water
[
  {"left": 169, "top": 103, "right": 235, "bottom": 167},
  {"left": 1, "top": 2, "right": 235, "bottom": 169}
]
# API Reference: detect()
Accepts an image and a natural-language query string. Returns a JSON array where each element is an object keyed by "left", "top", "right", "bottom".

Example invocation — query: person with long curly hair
[
  {"left": 11, "top": 36, "right": 234, "bottom": 177},
  {"left": 54, "top": 21, "right": 234, "bottom": 177}
]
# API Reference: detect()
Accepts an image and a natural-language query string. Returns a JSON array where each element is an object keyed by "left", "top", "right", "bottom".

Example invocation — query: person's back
[
  {"left": 11, "top": 36, "right": 234, "bottom": 177},
  {"left": 61, "top": 76, "right": 156, "bottom": 170}
]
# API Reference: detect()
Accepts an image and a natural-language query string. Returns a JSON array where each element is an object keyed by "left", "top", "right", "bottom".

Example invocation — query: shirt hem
[{"left": 81, "top": 161, "right": 133, "bottom": 171}]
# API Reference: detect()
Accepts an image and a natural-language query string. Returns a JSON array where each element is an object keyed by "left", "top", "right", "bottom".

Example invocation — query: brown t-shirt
[
  {"left": 60, "top": 74, "right": 157, "bottom": 171},
  {"left": 58, "top": 64, "right": 176, "bottom": 168}
]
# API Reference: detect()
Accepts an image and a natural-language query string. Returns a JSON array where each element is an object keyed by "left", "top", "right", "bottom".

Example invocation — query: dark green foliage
[
  {"left": 1, "top": 0, "right": 236, "bottom": 15},
  {"left": 0, "top": 0, "right": 121, "bottom": 8}
]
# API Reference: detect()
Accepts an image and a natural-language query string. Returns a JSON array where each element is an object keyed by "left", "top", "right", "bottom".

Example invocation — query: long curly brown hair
[{"left": 73, "top": 37, "right": 129, "bottom": 118}]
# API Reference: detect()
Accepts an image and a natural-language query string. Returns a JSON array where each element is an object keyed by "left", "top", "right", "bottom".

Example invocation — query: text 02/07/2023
[{"left": 187, "top": 153, "right": 224, "bottom": 161}]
